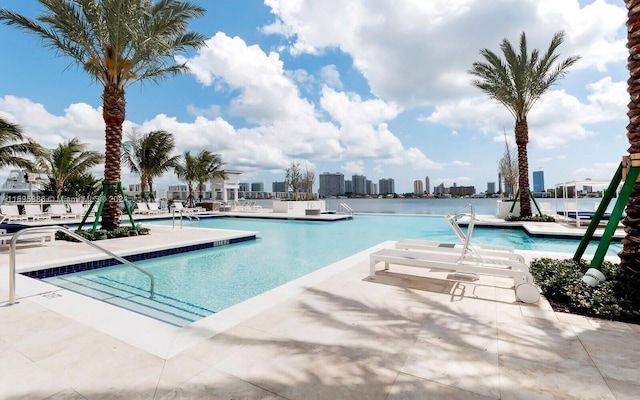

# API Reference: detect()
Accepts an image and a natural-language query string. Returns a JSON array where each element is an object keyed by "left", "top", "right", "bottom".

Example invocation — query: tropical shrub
[{"left": 529, "top": 258, "right": 640, "bottom": 324}]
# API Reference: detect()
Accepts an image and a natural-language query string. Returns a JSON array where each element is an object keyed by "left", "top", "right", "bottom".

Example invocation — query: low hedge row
[
  {"left": 529, "top": 258, "right": 640, "bottom": 324},
  {"left": 55, "top": 226, "right": 150, "bottom": 242}
]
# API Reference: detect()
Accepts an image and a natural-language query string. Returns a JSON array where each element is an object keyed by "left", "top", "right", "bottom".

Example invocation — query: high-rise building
[
  {"left": 239, "top": 182, "right": 250, "bottom": 192},
  {"left": 318, "top": 172, "right": 345, "bottom": 197},
  {"left": 345, "top": 180, "right": 353, "bottom": 194},
  {"left": 366, "top": 180, "right": 374, "bottom": 195},
  {"left": 487, "top": 182, "right": 496, "bottom": 193},
  {"left": 251, "top": 182, "right": 264, "bottom": 192},
  {"left": 425, "top": 176, "right": 430, "bottom": 194},
  {"left": 413, "top": 180, "right": 423, "bottom": 194},
  {"left": 533, "top": 170, "right": 545, "bottom": 192},
  {"left": 434, "top": 182, "right": 445, "bottom": 195},
  {"left": 352, "top": 174, "right": 367, "bottom": 194},
  {"left": 379, "top": 178, "right": 395, "bottom": 195},
  {"left": 272, "top": 181, "right": 287, "bottom": 193}
]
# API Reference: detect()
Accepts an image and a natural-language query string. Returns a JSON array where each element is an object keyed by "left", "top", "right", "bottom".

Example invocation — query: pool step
[{"left": 44, "top": 275, "right": 212, "bottom": 326}]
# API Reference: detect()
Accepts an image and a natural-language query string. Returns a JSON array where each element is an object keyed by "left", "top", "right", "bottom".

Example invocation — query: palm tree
[
  {"left": 195, "top": 150, "right": 226, "bottom": 203},
  {"left": 0, "top": 1, "right": 206, "bottom": 230},
  {"left": 173, "top": 151, "right": 198, "bottom": 207},
  {"left": 469, "top": 31, "right": 580, "bottom": 216},
  {"left": 620, "top": 0, "right": 640, "bottom": 274},
  {"left": 38, "top": 138, "right": 103, "bottom": 199},
  {"left": 0, "top": 116, "right": 43, "bottom": 170},
  {"left": 122, "top": 129, "right": 179, "bottom": 201}
]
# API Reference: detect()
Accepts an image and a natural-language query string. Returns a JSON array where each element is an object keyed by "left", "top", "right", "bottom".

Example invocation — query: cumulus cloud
[
  {"left": 263, "top": 0, "right": 625, "bottom": 107},
  {"left": 320, "top": 65, "right": 343, "bottom": 89},
  {"left": 425, "top": 75, "right": 627, "bottom": 150}
]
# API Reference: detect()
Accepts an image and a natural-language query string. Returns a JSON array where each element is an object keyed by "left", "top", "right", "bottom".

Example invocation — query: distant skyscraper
[
  {"left": 272, "top": 181, "right": 287, "bottom": 193},
  {"left": 533, "top": 170, "right": 545, "bottom": 192},
  {"left": 352, "top": 174, "right": 367, "bottom": 194},
  {"left": 487, "top": 182, "right": 496, "bottom": 193},
  {"left": 251, "top": 182, "right": 264, "bottom": 192},
  {"left": 344, "top": 180, "right": 353, "bottom": 194},
  {"left": 425, "top": 176, "right": 430, "bottom": 194},
  {"left": 413, "top": 180, "right": 424, "bottom": 194},
  {"left": 239, "top": 182, "right": 250, "bottom": 192},
  {"left": 379, "top": 178, "right": 395, "bottom": 195},
  {"left": 366, "top": 179, "right": 374, "bottom": 195},
  {"left": 319, "top": 172, "right": 345, "bottom": 197}
]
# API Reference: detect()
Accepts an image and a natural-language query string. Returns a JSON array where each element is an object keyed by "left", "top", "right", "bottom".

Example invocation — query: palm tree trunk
[
  {"left": 515, "top": 118, "right": 532, "bottom": 217},
  {"left": 101, "top": 84, "right": 126, "bottom": 230},
  {"left": 619, "top": 0, "right": 640, "bottom": 274}
]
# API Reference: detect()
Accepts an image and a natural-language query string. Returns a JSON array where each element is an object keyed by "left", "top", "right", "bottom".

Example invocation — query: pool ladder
[
  {"left": 172, "top": 210, "right": 200, "bottom": 228},
  {"left": 7, "top": 226, "right": 155, "bottom": 305},
  {"left": 338, "top": 202, "right": 354, "bottom": 217}
]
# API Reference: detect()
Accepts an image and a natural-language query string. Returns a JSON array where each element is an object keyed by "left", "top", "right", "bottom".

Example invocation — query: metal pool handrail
[{"left": 8, "top": 226, "right": 155, "bottom": 305}]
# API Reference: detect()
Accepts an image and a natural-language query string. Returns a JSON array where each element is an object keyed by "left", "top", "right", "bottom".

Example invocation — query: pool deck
[{"left": 1, "top": 214, "right": 638, "bottom": 399}]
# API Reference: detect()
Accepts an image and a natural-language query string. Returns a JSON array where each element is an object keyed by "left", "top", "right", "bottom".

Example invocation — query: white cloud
[
  {"left": 320, "top": 65, "right": 343, "bottom": 89},
  {"left": 341, "top": 160, "right": 365, "bottom": 175},
  {"left": 263, "top": 0, "right": 625, "bottom": 107},
  {"left": 425, "top": 75, "right": 627, "bottom": 150},
  {"left": 450, "top": 160, "right": 471, "bottom": 167}
]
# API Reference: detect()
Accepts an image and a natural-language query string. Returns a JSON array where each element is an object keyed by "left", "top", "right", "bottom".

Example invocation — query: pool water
[{"left": 43, "top": 215, "right": 621, "bottom": 325}]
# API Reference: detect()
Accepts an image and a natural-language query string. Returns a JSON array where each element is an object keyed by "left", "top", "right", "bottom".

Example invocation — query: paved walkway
[{"left": 0, "top": 218, "right": 638, "bottom": 399}]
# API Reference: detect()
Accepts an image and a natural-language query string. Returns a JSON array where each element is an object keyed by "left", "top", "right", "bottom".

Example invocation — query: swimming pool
[{"left": 42, "top": 215, "right": 620, "bottom": 326}]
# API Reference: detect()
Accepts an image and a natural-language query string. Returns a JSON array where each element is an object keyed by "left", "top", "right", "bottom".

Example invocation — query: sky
[{"left": 0, "top": 0, "right": 630, "bottom": 194}]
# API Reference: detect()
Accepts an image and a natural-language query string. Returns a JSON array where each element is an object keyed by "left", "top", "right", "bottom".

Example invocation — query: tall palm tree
[
  {"left": 195, "top": 150, "right": 226, "bottom": 202},
  {"left": 0, "top": 1, "right": 206, "bottom": 230},
  {"left": 469, "top": 31, "right": 580, "bottom": 216},
  {"left": 620, "top": 0, "right": 640, "bottom": 274},
  {"left": 38, "top": 138, "right": 103, "bottom": 199},
  {"left": 122, "top": 129, "right": 179, "bottom": 201},
  {"left": 173, "top": 151, "right": 198, "bottom": 206},
  {"left": 0, "top": 116, "right": 43, "bottom": 170}
]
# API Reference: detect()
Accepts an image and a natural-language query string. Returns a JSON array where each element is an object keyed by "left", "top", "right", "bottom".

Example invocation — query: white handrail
[{"left": 8, "top": 226, "right": 155, "bottom": 305}]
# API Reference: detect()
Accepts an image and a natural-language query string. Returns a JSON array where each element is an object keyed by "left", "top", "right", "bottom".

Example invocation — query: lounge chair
[
  {"left": 372, "top": 205, "right": 540, "bottom": 303},
  {"left": 69, "top": 203, "right": 93, "bottom": 219},
  {"left": 47, "top": 204, "right": 78, "bottom": 219},
  {"left": 23, "top": 204, "right": 51, "bottom": 221},
  {"left": 369, "top": 248, "right": 540, "bottom": 303},
  {"left": 396, "top": 211, "right": 525, "bottom": 263},
  {"left": 0, "top": 228, "right": 54, "bottom": 246},
  {"left": 134, "top": 202, "right": 152, "bottom": 214},
  {"left": 172, "top": 202, "right": 203, "bottom": 214},
  {"left": 147, "top": 202, "right": 163, "bottom": 213},
  {"left": 0, "top": 205, "right": 28, "bottom": 222}
]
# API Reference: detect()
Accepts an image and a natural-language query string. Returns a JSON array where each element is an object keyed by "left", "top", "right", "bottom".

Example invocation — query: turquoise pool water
[{"left": 44, "top": 215, "right": 620, "bottom": 325}]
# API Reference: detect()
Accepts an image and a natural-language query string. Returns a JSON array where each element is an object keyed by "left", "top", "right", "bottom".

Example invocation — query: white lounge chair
[
  {"left": 172, "top": 202, "right": 203, "bottom": 214},
  {"left": 369, "top": 248, "right": 540, "bottom": 303},
  {"left": 134, "top": 202, "right": 152, "bottom": 214},
  {"left": 47, "top": 204, "right": 78, "bottom": 219},
  {"left": 396, "top": 206, "right": 523, "bottom": 262},
  {"left": 147, "top": 202, "right": 163, "bottom": 213},
  {"left": 0, "top": 205, "right": 28, "bottom": 222},
  {"left": 0, "top": 228, "right": 54, "bottom": 246},
  {"left": 23, "top": 204, "right": 51, "bottom": 221}
]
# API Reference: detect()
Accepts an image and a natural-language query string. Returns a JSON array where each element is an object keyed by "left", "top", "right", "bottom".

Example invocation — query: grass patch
[{"left": 530, "top": 258, "right": 640, "bottom": 324}]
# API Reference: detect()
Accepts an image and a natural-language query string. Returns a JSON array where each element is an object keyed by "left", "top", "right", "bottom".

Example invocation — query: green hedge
[
  {"left": 505, "top": 215, "right": 556, "bottom": 222},
  {"left": 55, "top": 226, "right": 150, "bottom": 242},
  {"left": 529, "top": 258, "right": 640, "bottom": 324}
]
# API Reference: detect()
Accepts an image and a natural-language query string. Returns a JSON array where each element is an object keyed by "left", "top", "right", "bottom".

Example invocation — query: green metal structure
[
  {"left": 573, "top": 156, "right": 640, "bottom": 270},
  {"left": 77, "top": 180, "right": 137, "bottom": 234},
  {"left": 507, "top": 188, "right": 544, "bottom": 216}
]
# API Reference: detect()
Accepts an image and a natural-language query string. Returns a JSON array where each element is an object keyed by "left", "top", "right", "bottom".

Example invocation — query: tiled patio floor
[{"left": 0, "top": 219, "right": 638, "bottom": 399}]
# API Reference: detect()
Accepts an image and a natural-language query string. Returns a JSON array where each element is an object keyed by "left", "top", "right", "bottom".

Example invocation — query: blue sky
[{"left": 0, "top": 0, "right": 629, "bottom": 193}]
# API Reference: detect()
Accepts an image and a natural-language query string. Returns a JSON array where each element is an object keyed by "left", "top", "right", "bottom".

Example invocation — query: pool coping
[{"left": 5, "top": 238, "right": 381, "bottom": 359}]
